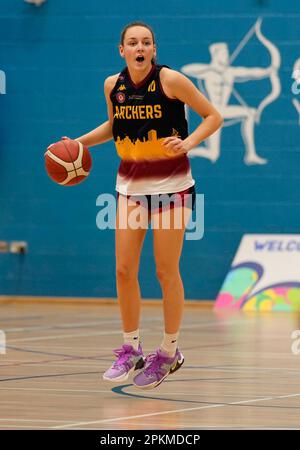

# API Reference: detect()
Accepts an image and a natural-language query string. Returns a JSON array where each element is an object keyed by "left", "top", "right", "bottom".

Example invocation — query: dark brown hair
[
  {"left": 120, "top": 21, "right": 157, "bottom": 64},
  {"left": 120, "top": 21, "right": 156, "bottom": 45}
]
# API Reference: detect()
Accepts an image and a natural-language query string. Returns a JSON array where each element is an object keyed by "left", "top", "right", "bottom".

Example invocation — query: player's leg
[
  {"left": 103, "top": 194, "right": 149, "bottom": 382},
  {"left": 115, "top": 194, "right": 149, "bottom": 333},
  {"left": 133, "top": 202, "right": 192, "bottom": 389}
]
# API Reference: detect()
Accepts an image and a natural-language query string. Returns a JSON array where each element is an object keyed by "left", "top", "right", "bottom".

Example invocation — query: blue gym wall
[{"left": 0, "top": 0, "right": 299, "bottom": 300}]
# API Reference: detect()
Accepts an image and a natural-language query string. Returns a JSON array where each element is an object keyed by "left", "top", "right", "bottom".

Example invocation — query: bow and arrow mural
[{"left": 182, "top": 18, "right": 281, "bottom": 165}]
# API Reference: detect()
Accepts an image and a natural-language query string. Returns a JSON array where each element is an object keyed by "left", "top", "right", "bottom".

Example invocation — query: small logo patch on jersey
[
  {"left": 129, "top": 95, "right": 144, "bottom": 100},
  {"left": 116, "top": 92, "right": 126, "bottom": 103},
  {"left": 148, "top": 80, "right": 156, "bottom": 92},
  {"left": 118, "top": 84, "right": 126, "bottom": 91}
]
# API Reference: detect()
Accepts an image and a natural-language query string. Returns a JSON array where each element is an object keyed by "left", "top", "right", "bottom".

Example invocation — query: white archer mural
[
  {"left": 0, "top": 70, "right": 6, "bottom": 95},
  {"left": 181, "top": 18, "right": 281, "bottom": 165},
  {"left": 292, "top": 58, "right": 300, "bottom": 125}
]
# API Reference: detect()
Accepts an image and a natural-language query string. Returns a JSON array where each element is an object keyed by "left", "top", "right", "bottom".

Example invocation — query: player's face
[{"left": 120, "top": 26, "right": 156, "bottom": 70}]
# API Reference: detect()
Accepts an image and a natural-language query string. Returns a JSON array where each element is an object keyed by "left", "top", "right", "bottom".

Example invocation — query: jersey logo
[
  {"left": 148, "top": 80, "right": 156, "bottom": 92},
  {"left": 118, "top": 84, "right": 126, "bottom": 91},
  {"left": 116, "top": 92, "right": 126, "bottom": 103},
  {"left": 129, "top": 95, "right": 144, "bottom": 100}
]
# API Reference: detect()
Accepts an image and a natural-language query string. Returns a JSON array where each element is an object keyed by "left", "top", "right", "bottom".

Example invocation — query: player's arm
[
  {"left": 73, "top": 75, "right": 118, "bottom": 147},
  {"left": 162, "top": 69, "right": 223, "bottom": 154}
]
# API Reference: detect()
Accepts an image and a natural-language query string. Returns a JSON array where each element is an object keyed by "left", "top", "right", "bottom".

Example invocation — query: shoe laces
[
  {"left": 112, "top": 344, "right": 136, "bottom": 369},
  {"left": 143, "top": 350, "right": 168, "bottom": 378}
]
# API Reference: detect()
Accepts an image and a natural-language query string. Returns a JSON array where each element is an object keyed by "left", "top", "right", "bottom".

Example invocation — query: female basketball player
[{"left": 66, "top": 22, "right": 223, "bottom": 389}]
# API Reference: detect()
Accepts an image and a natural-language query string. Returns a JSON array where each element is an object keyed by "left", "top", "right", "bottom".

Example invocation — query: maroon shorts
[{"left": 116, "top": 185, "right": 196, "bottom": 214}]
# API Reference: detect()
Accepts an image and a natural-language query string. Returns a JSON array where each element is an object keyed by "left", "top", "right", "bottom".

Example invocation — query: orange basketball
[{"left": 44, "top": 139, "right": 92, "bottom": 186}]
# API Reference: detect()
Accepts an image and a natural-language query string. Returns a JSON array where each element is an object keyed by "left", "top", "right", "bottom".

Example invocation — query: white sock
[
  {"left": 160, "top": 331, "right": 179, "bottom": 357},
  {"left": 123, "top": 329, "right": 140, "bottom": 351}
]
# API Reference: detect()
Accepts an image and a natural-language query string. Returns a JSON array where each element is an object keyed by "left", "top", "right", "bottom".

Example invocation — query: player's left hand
[{"left": 163, "top": 136, "right": 191, "bottom": 155}]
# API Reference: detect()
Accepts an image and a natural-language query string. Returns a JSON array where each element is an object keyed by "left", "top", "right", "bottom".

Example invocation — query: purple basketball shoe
[
  {"left": 133, "top": 347, "right": 184, "bottom": 389},
  {"left": 103, "top": 344, "right": 145, "bottom": 382}
]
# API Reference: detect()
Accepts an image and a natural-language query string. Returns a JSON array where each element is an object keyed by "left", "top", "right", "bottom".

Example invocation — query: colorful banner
[{"left": 215, "top": 235, "right": 300, "bottom": 311}]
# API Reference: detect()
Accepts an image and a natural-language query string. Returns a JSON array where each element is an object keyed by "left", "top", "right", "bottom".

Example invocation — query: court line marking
[
  {"left": 66, "top": 426, "right": 300, "bottom": 430},
  {"left": 0, "top": 418, "right": 75, "bottom": 423},
  {"left": 0, "top": 425, "right": 55, "bottom": 429},
  {"left": 186, "top": 365, "right": 300, "bottom": 373},
  {"left": 4, "top": 317, "right": 163, "bottom": 333},
  {"left": 0, "top": 387, "right": 118, "bottom": 393},
  {"left": 0, "top": 387, "right": 276, "bottom": 397},
  {"left": 8, "top": 330, "right": 124, "bottom": 343},
  {"left": 52, "top": 391, "right": 300, "bottom": 429},
  {"left": 4, "top": 314, "right": 229, "bottom": 334},
  {"left": 0, "top": 424, "right": 298, "bottom": 430},
  {"left": 0, "top": 315, "right": 43, "bottom": 323},
  {"left": 7, "top": 318, "right": 249, "bottom": 343},
  {"left": 0, "top": 370, "right": 100, "bottom": 383}
]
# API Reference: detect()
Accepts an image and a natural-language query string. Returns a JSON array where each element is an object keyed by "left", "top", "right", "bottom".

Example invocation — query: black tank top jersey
[{"left": 110, "top": 64, "right": 194, "bottom": 195}]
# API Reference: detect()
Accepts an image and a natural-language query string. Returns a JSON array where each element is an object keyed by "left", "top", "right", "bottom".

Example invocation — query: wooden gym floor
[{"left": 0, "top": 299, "right": 300, "bottom": 430}]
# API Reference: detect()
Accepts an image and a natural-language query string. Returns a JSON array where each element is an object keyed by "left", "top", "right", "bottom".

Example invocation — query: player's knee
[
  {"left": 156, "top": 265, "right": 179, "bottom": 284},
  {"left": 116, "top": 264, "right": 137, "bottom": 281}
]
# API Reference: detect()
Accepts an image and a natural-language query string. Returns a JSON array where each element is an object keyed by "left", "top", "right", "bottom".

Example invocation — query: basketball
[{"left": 44, "top": 139, "right": 92, "bottom": 186}]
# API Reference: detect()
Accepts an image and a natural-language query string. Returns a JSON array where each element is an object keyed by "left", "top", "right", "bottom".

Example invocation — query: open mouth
[{"left": 136, "top": 56, "right": 145, "bottom": 62}]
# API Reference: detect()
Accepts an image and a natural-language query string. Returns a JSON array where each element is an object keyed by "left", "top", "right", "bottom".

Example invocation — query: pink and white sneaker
[{"left": 103, "top": 344, "right": 145, "bottom": 382}]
